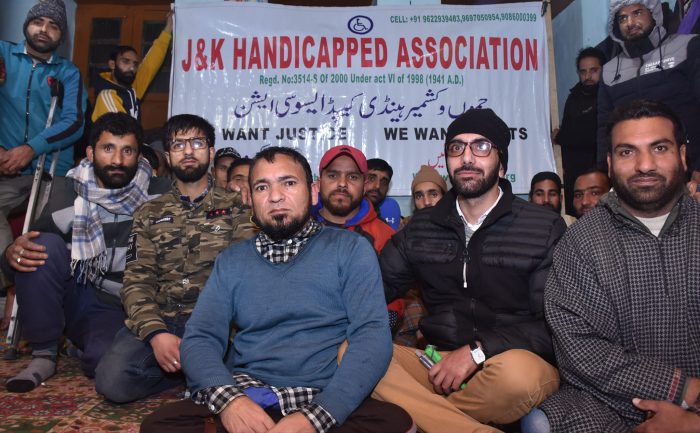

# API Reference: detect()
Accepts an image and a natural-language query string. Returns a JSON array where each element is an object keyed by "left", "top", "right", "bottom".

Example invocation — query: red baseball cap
[{"left": 319, "top": 145, "right": 368, "bottom": 174}]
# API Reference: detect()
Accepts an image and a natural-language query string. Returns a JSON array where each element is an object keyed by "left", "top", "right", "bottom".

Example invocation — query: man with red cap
[
  {"left": 312, "top": 145, "right": 404, "bottom": 330},
  {"left": 313, "top": 145, "right": 394, "bottom": 253}
]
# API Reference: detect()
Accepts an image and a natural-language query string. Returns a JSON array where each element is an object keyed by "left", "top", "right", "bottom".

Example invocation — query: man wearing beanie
[
  {"left": 375, "top": 108, "right": 566, "bottom": 432},
  {"left": 411, "top": 165, "right": 448, "bottom": 210},
  {"left": 0, "top": 0, "right": 87, "bottom": 289}
]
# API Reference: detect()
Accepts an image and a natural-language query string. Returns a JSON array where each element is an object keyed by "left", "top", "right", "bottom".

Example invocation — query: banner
[{"left": 170, "top": 2, "right": 554, "bottom": 194}]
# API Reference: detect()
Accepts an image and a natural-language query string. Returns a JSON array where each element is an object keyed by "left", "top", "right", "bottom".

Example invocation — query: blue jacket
[
  {"left": 0, "top": 40, "right": 86, "bottom": 176},
  {"left": 181, "top": 226, "right": 391, "bottom": 424}
]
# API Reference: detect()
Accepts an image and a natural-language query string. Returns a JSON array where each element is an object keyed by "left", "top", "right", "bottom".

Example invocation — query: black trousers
[{"left": 141, "top": 397, "right": 415, "bottom": 433}]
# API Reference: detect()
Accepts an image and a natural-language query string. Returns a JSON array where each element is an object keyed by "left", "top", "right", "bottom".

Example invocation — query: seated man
[
  {"left": 375, "top": 108, "right": 565, "bottom": 433},
  {"left": 365, "top": 158, "right": 402, "bottom": 230},
  {"left": 313, "top": 146, "right": 405, "bottom": 331},
  {"left": 412, "top": 165, "right": 447, "bottom": 211},
  {"left": 95, "top": 114, "right": 254, "bottom": 403},
  {"left": 571, "top": 168, "right": 610, "bottom": 217},
  {"left": 1, "top": 113, "right": 169, "bottom": 392},
  {"left": 141, "top": 146, "right": 414, "bottom": 433},
  {"left": 212, "top": 147, "right": 241, "bottom": 189},
  {"left": 314, "top": 146, "right": 394, "bottom": 253},
  {"left": 226, "top": 156, "right": 252, "bottom": 193},
  {"left": 529, "top": 171, "right": 575, "bottom": 225},
  {"left": 526, "top": 100, "right": 700, "bottom": 432}
]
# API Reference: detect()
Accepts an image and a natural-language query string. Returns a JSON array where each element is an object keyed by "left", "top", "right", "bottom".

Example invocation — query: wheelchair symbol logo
[{"left": 348, "top": 16, "right": 373, "bottom": 35}]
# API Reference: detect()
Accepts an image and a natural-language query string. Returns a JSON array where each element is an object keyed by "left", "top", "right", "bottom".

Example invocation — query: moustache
[
  {"left": 630, "top": 173, "right": 665, "bottom": 183},
  {"left": 331, "top": 188, "right": 351, "bottom": 197},
  {"left": 454, "top": 164, "right": 484, "bottom": 175},
  {"left": 106, "top": 164, "right": 127, "bottom": 172}
]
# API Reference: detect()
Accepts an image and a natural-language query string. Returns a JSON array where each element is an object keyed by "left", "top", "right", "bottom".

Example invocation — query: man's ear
[
  {"left": 108, "top": 59, "right": 116, "bottom": 71},
  {"left": 607, "top": 153, "right": 613, "bottom": 178},
  {"left": 164, "top": 152, "right": 172, "bottom": 168},
  {"left": 86, "top": 145, "right": 94, "bottom": 163},
  {"left": 498, "top": 163, "right": 505, "bottom": 178}
]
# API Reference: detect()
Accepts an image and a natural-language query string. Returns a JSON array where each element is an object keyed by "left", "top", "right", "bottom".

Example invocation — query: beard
[
  {"left": 253, "top": 208, "right": 310, "bottom": 242},
  {"left": 581, "top": 81, "right": 599, "bottom": 94},
  {"left": 24, "top": 29, "right": 60, "bottom": 54},
  {"left": 171, "top": 158, "right": 209, "bottom": 183},
  {"left": 622, "top": 23, "right": 654, "bottom": 42},
  {"left": 365, "top": 188, "right": 385, "bottom": 205},
  {"left": 541, "top": 201, "right": 562, "bottom": 214},
  {"left": 610, "top": 165, "right": 686, "bottom": 214},
  {"left": 449, "top": 163, "right": 500, "bottom": 199},
  {"left": 321, "top": 188, "right": 363, "bottom": 218},
  {"left": 93, "top": 162, "right": 138, "bottom": 189},
  {"left": 114, "top": 66, "right": 135, "bottom": 87}
]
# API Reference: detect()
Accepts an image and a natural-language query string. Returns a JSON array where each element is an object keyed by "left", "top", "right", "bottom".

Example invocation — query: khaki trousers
[{"left": 373, "top": 344, "right": 559, "bottom": 433}]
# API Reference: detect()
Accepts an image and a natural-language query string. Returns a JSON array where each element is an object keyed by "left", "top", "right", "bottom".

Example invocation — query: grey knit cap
[{"left": 24, "top": 0, "right": 68, "bottom": 39}]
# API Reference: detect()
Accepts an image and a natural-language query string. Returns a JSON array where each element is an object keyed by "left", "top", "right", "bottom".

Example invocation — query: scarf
[{"left": 66, "top": 156, "right": 152, "bottom": 283}]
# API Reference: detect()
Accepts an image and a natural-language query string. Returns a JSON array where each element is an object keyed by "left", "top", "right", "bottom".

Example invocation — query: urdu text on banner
[{"left": 170, "top": 1, "right": 555, "bottom": 195}]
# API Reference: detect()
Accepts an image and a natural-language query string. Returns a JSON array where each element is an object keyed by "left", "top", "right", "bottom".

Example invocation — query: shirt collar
[
  {"left": 455, "top": 187, "right": 503, "bottom": 232},
  {"left": 175, "top": 177, "right": 213, "bottom": 209}
]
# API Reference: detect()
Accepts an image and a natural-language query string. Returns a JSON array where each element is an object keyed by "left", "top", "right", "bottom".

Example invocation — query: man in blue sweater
[{"left": 141, "top": 146, "right": 413, "bottom": 433}]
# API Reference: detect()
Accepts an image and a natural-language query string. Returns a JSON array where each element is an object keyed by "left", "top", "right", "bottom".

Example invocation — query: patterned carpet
[{"left": 0, "top": 336, "right": 183, "bottom": 433}]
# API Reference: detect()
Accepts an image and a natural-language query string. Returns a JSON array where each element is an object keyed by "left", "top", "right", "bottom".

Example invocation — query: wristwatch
[{"left": 470, "top": 344, "right": 486, "bottom": 365}]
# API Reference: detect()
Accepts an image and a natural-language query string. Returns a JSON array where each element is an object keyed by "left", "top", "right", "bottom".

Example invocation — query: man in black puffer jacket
[{"left": 374, "top": 108, "right": 566, "bottom": 433}]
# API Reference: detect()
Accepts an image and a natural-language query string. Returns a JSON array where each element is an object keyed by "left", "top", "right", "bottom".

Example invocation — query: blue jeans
[
  {"left": 15, "top": 233, "right": 126, "bottom": 376},
  {"left": 521, "top": 408, "right": 551, "bottom": 433},
  {"left": 95, "top": 315, "right": 189, "bottom": 403}
]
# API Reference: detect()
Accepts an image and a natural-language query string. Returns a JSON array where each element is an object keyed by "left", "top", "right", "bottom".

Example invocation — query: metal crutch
[{"left": 4, "top": 79, "right": 63, "bottom": 359}]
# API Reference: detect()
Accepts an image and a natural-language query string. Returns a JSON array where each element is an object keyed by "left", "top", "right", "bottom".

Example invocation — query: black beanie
[
  {"left": 24, "top": 0, "right": 68, "bottom": 41},
  {"left": 445, "top": 108, "right": 511, "bottom": 172}
]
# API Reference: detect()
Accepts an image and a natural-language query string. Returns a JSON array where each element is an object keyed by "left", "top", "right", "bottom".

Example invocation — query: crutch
[{"left": 4, "top": 79, "right": 63, "bottom": 359}]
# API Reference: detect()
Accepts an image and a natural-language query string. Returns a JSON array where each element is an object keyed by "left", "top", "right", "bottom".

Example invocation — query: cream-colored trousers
[{"left": 372, "top": 344, "right": 560, "bottom": 433}]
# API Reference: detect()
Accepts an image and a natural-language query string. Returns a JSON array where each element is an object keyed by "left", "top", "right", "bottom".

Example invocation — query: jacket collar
[
  {"left": 430, "top": 178, "right": 515, "bottom": 232},
  {"left": 12, "top": 40, "right": 60, "bottom": 64},
  {"left": 600, "top": 189, "right": 686, "bottom": 236}
]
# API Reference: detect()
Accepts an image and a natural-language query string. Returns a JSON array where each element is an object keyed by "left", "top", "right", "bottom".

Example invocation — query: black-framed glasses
[
  {"left": 446, "top": 139, "right": 495, "bottom": 158},
  {"left": 169, "top": 137, "right": 208, "bottom": 152}
]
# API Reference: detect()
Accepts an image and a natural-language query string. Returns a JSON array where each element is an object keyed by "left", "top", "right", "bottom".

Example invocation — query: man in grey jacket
[
  {"left": 596, "top": 0, "right": 700, "bottom": 183},
  {"left": 524, "top": 100, "right": 700, "bottom": 433}
]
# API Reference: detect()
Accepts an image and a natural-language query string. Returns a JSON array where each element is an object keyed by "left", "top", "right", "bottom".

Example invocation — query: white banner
[{"left": 170, "top": 2, "right": 554, "bottom": 194}]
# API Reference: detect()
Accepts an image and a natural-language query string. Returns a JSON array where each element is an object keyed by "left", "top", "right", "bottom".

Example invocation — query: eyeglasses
[
  {"left": 169, "top": 137, "right": 208, "bottom": 152},
  {"left": 446, "top": 139, "right": 495, "bottom": 158}
]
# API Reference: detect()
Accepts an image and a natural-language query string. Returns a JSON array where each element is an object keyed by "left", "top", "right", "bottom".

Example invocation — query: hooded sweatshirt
[{"left": 596, "top": 0, "right": 700, "bottom": 172}]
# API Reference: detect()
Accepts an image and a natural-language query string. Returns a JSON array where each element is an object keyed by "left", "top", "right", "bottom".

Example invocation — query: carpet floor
[{"left": 0, "top": 337, "right": 182, "bottom": 433}]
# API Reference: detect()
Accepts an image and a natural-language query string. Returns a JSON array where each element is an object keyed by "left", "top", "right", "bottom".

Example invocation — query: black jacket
[
  {"left": 556, "top": 82, "right": 598, "bottom": 152},
  {"left": 380, "top": 180, "right": 566, "bottom": 363}
]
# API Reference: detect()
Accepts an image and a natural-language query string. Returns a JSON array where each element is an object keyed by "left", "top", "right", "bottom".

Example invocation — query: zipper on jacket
[{"left": 24, "top": 63, "right": 37, "bottom": 143}]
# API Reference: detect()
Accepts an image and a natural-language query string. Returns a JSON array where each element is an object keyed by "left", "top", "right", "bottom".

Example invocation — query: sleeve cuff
[
  {"left": 193, "top": 385, "right": 245, "bottom": 414},
  {"left": 299, "top": 403, "right": 336, "bottom": 433},
  {"left": 143, "top": 329, "right": 168, "bottom": 343}
]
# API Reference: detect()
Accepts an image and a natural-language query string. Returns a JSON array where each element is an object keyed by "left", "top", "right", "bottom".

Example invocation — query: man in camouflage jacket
[{"left": 95, "top": 114, "right": 255, "bottom": 403}]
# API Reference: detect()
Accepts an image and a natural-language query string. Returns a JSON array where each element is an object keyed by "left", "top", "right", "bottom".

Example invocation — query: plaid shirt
[
  {"left": 193, "top": 218, "right": 335, "bottom": 432},
  {"left": 255, "top": 218, "right": 321, "bottom": 263},
  {"left": 193, "top": 373, "right": 336, "bottom": 433}
]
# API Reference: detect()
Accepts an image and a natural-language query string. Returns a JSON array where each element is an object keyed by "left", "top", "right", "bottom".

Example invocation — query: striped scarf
[{"left": 66, "top": 157, "right": 152, "bottom": 283}]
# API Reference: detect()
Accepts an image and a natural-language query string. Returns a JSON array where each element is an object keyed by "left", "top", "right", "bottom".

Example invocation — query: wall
[{"left": 0, "top": 0, "right": 77, "bottom": 59}]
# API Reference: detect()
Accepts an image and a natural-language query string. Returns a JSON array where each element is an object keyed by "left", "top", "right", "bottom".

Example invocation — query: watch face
[{"left": 471, "top": 347, "right": 486, "bottom": 365}]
